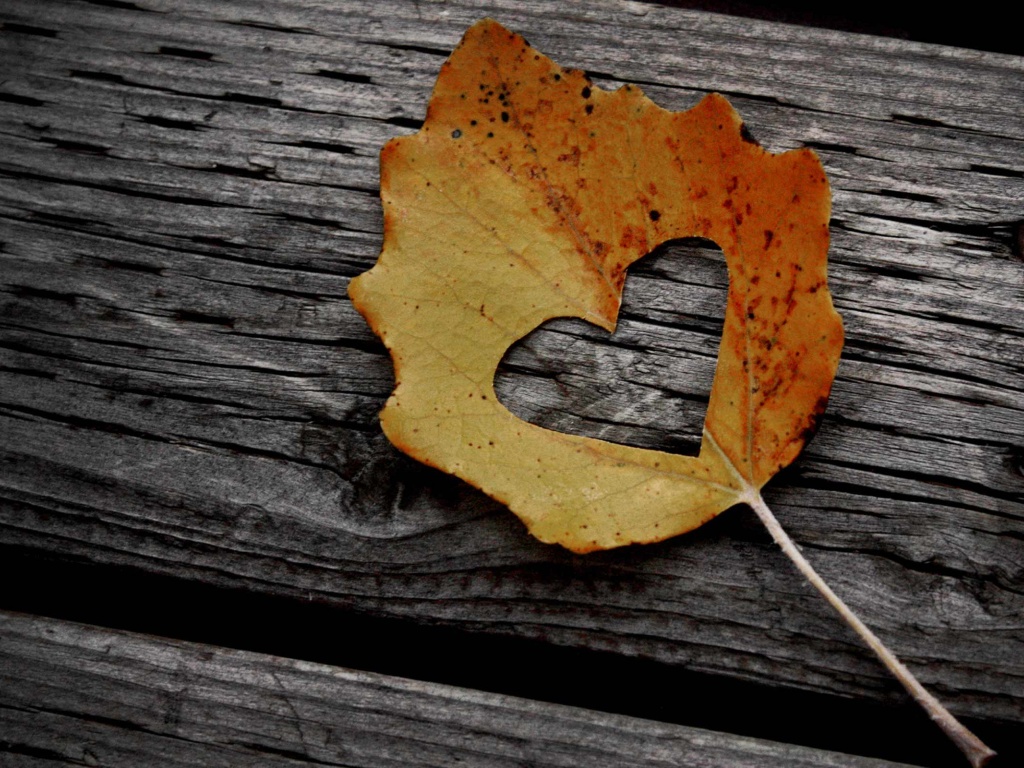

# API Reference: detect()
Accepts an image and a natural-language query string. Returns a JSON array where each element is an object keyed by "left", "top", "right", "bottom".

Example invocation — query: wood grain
[
  {"left": 0, "top": 610, "right": 919, "bottom": 767},
  {"left": 0, "top": 0, "right": 1021, "bottom": 732}
]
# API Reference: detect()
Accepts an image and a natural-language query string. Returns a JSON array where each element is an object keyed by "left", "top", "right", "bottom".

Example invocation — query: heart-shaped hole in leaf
[{"left": 495, "top": 237, "right": 727, "bottom": 457}]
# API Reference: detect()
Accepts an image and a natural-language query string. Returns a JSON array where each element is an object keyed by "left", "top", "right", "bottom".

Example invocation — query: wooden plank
[
  {"left": 0, "top": 0, "right": 1021, "bottom": 730},
  {"left": 0, "top": 610, "right": 914, "bottom": 768}
]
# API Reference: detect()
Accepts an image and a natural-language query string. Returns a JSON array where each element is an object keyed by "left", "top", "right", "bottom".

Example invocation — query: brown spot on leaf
[{"left": 798, "top": 395, "right": 831, "bottom": 445}]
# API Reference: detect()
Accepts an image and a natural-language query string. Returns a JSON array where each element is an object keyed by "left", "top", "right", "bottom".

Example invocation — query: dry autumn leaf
[
  {"left": 349, "top": 19, "right": 995, "bottom": 767},
  {"left": 351, "top": 20, "right": 841, "bottom": 553}
]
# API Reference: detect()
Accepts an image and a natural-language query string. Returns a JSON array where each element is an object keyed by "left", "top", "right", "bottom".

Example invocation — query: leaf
[
  {"left": 350, "top": 20, "right": 996, "bottom": 766},
  {"left": 350, "top": 18, "right": 842, "bottom": 553}
]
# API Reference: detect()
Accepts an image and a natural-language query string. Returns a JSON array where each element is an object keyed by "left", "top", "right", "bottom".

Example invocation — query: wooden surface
[
  {"left": 0, "top": 610, "right": 919, "bottom": 767},
  {"left": 1, "top": 0, "right": 1022, "bottom": 764}
]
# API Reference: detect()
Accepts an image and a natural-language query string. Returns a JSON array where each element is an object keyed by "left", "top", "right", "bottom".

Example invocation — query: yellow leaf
[
  {"left": 350, "top": 27, "right": 998, "bottom": 760},
  {"left": 349, "top": 18, "right": 843, "bottom": 553}
]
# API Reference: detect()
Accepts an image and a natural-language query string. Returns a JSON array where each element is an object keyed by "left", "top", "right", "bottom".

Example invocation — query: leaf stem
[{"left": 746, "top": 491, "right": 996, "bottom": 768}]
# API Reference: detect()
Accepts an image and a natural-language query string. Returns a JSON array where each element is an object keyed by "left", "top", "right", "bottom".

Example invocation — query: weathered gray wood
[
  {"left": 0, "top": 611, "right": 916, "bottom": 768},
  {"left": 0, "top": 0, "right": 1022, "bottom": 730}
]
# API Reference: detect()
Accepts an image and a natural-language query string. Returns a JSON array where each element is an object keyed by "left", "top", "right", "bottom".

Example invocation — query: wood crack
[{"left": 796, "top": 539, "right": 1024, "bottom": 598}]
